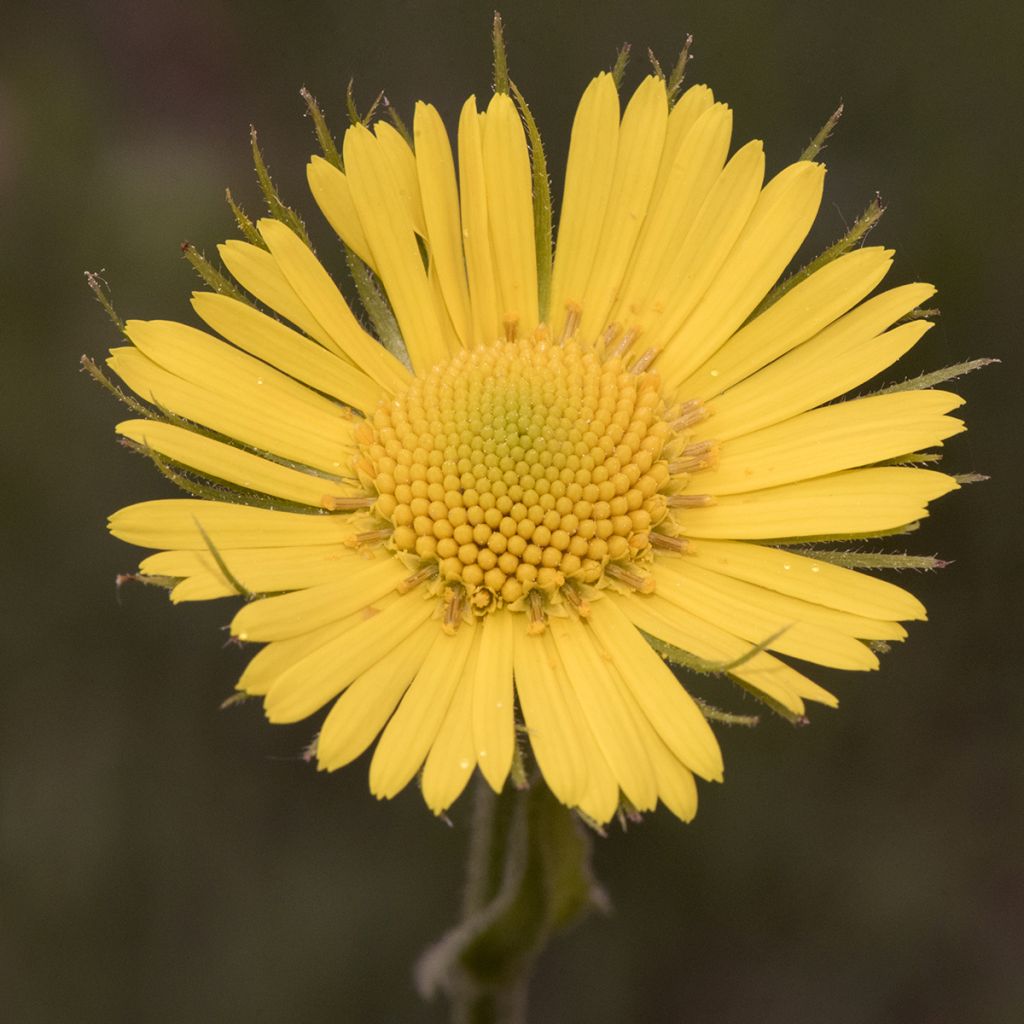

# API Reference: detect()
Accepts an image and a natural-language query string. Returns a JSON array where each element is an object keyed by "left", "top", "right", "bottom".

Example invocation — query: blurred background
[{"left": 2, "top": 1, "right": 1021, "bottom": 1021}]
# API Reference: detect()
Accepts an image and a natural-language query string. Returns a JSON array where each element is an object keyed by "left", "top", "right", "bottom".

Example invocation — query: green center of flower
[{"left": 361, "top": 338, "right": 692, "bottom": 625}]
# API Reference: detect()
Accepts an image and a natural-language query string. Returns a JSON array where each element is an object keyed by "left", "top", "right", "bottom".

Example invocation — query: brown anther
[
  {"left": 608, "top": 326, "right": 640, "bottom": 359},
  {"left": 665, "top": 493, "right": 716, "bottom": 509},
  {"left": 630, "top": 347, "right": 658, "bottom": 374},
  {"left": 650, "top": 532, "right": 690, "bottom": 553},
  {"left": 526, "top": 590, "right": 548, "bottom": 635},
  {"left": 605, "top": 562, "right": 656, "bottom": 594},
  {"left": 599, "top": 322, "right": 622, "bottom": 350},
  {"left": 670, "top": 399, "right": 708, "bottom": 430},
  {"left": 533, "top": 323, "right": 550, "bottom": 343},
  {"left": 503, "top": 314, "right": 519, "bottom": 343},
  {"left": 560, "top": 301, "right": 582, "bottom": 343},
  {"left": 397, "top": 563, "right": 439, "bottom": 594},
  {"left": 668, "top": 442, "right": 717, "bottom": 474},
  {"left": 322, "top": 494, "right": 376, "bottom": 511},
  {"left": 442, "top": 585, "right": 468, "bottom": 635},
  {"left": 561, "top": 583, "right": 592, "bottom": 618},
  {"left": 354, "top": 527, "right": 393, "bottom": 546}
]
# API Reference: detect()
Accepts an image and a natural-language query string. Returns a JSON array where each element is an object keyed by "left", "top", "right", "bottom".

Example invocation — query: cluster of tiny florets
[{"left": 359, "top": 339, "right": 689, "bottom": 618}]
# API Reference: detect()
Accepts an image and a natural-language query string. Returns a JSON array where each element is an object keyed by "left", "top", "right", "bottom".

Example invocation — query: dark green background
[{"left": 3, "top": 1, "right": 1021, "bottom": 1021}]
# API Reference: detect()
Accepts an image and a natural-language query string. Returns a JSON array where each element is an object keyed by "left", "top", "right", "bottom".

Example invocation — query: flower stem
[
  {"left": 417, "top": 777, "right": 604, "bottom": 1024},
  {"left": 451, "top": 781, "right": 531, "bottom": 1024}
]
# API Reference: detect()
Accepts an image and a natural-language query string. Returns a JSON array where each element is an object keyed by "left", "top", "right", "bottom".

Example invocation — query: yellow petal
[
  {"left": 609, "top": 102, "right": 732, "bottom": 331},
  {"left": 343, "top": 124, "right": 454, "bottom": 372},
  {"left": 264, "top": 593, "right": 435, "bottom": 722},
  {"left": 549, "top": 642, "right": 621, "bottom": 826},
  {"left": 370, "top": 623, "right": 476, "bottom": 799},
  {"left": 482, "top": 92, "right": 539, "bottom": 334},
  {"left": 645, "top": 738, "right": 699, "bottom": 823},
  {"left": 659, "top": 160, "right": 826, "bottom": 390},
  {"left": 230, "top": 557, "right": 407, "bottom": 641},
  {"left": 692, "top": 313, "right": 935, "bottom": 442},
  {"left": 374, "top": 121, "right": 427, "bottom": 235},
  {"left": 619, "top": 591, "right": 830, "bottom": 714},
  {"left": 421, "top": 630, "right": 482, "bottom": 814},
  {"left": 687, "top": 539, "right": 926, "bottom": 621},
  {"left": 140, "top": 543, "right": 376, "bottom": 602},
  {"left": 218, "top": 240, "right": 337, "bottom": 349},
  {"left": 548, "top": 72, "right": 620, "bottom": 339},
  {"left": 191, "top": 291, "right": 383, "bottom": 415},
  {"left": 578, "top": 76, "right": 669, "bottom": 341},
  {"left": 652, "top": 559, "right": 877, "bottom": 670},
  {"left": 123, "top": 318, "right": 346, "bottom": 420},
  {"left": 672, "top": 467, "right": 959, "bottom": 540},
  {"left": 549, "top": 616, "right": 658, "bottom": 812},
  {"left": 471, "top": 611, "right": 517, "bottom": 793},
  {"left": 238, "top": 611, "right": 366, "bottom": 696},
  {"left": 108, "top": 347, "right": 353, "bottom": 475},
  {"left": 657, "top": 556, "right": 904, "bottom": 648},
  {"left": 639, "top": 140, "right": 765, "bottom": 352},
  {"left": 316, "top": 623, "right": 437, "bottom": 771},
  {"left": 679, "top": 246, "right": 896, "bottom": 403},
  {"left": 458, "top": 97, "right": 502, "bottom": 344},
  {"left": 306, "top": 155, "right": 377, "bottom": 270},
  {"left": 648, "top": 83, "right": 716, "bottom": 212},
  {"left": 513, "top": 628, "right": 589, "bottom": 806},
  {"left": 414, "top": 102, "right": 473, "bottom": 346},
  {"left": 258, "top": 217, "right": 411, "bottom": 392},
  {"left": 109, "top": 499, "right": 358, "bottom": 550},
  {"left": 605, "top": 658, "right": 702, "bottom": 820},
  {"left": 586, "top": 598, "right": 724, "bottom": 780},
  {"left": 115, "top": 419, "right": 356, "bottom": 508},
  {"left": 699, "top": 390, "right": 965, "bottom": 494}
]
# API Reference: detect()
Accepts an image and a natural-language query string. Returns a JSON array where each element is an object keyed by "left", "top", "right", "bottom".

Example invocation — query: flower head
[{"left": 99, "top": 56, "right": 964, "bottom": 825}]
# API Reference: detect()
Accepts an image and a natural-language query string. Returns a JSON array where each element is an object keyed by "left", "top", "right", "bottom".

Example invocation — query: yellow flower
[{"left": 103, "top": 70, "right": 964, "bottom": 825}]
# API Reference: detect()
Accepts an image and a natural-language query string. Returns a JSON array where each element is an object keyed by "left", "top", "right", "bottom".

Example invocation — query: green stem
[
  {"left": 419, "top": 778, "right": 602, "bottom": 1024},
  {"left": 452, "top": 781, "right": 531, "bottom": 1024}
]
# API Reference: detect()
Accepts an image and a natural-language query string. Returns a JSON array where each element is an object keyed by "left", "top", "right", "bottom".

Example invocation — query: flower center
[{"left": 358, "top": 336, "right": 698, "bottom": 628}]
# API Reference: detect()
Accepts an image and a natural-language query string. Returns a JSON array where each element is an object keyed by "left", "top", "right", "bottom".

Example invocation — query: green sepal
[
  {"left": 345, "top": 79, "right": 385, "bottom": 127},
  {"left": 730, "top": 679, "right": 810, "bottom": 725},
  {"left": 84, "top": 271, "right": 127, "bottom": 336},
  {"left": 610, "top": 43, "right": 631, "bottom": 89},
  {"left": 383, "top": 95, "right": 414, "bottom": 148},
  {"left": 659, "top": 34, "right": 692, "bottom": 107},
  {"left": 871, "top": 357, "right": 997, "bottom": 396},
  {"left": 799, "top": 102, "right": 844, "bottom": 162},
  {"left": 225, "top": 188, "right": 266, "bottom": 248},
  {"left": 116, "top": 572, "right": 179, "bottom": 594},
  {"left": 492, "top": 11, "right": 510, "bottom": 95},
  {"left": 895, "top": 306, "right": 941, "bottom": 324},
  {"left": 510, "top": 81, "right": 553, "bottom": 321},
  {"left": 300, "top": 86, "right": 343, "bottom": 169},
  {"left": 694, "top": 698, "right": 760, "bottom": 727},
  {"left": 192, "top": 516, "right": 254, "bottom": 598},
  {"left": 642, "top": 626, "right": 788, "bottom": 676},
  {"left": 250, "top": 127, "right": 313, "bottom": 248},
  {"left": 779, "top": 547, "right": 948, "bottom": 571},
  {"left": 180, "top": 242, "right": 252, "bottom": 304},
  {"left": 81, "top": 355, "right": 164, "bottom": 421}
]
